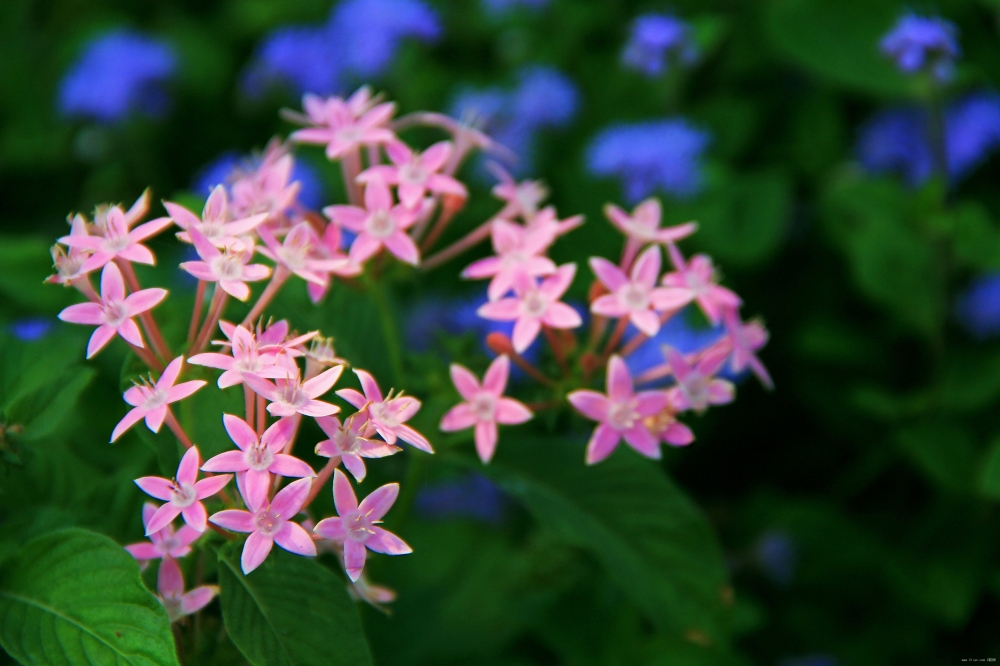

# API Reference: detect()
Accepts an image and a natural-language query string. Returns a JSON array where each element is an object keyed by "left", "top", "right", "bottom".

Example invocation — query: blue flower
[
  {"left": 415, "top": 474, "right": 506, "bottom": 523},
  {"left": 192, "top": 152, "right": 242, "bottom": 196},
  {"left": 880, "top": 13, "right": 959, "bottom": 82},
  {"left": 621, "top": 13, "right": 698, "bottom": 77},
  {"left": 330, "top": 0, "right": 441, "bottom": 78},
  {"left": 192, "top": 151, "right": 326, "bottom": 210},
  {"left": 623, "top": 308, "right": 728, "bottom": 385},
  {"left": 58, "top": 30, "right": 177, "bottom": 123},
  {"left": 754, "top": 529, "right": 798, "bottom": 587},
  {"left": 856, "top": 91, "right": 1000, "bottom": 186},
  {"left": 586, "top": 120, "right": 710, "bottom": 203},
  {"left": 481, "top": 0, "right": 548, "bottom": 14},
  {"left": 956, "top": 273, "right": 1000, "bottom": 340},
  {"left": 8, "top": 318, "right": 53, "bottom": 342},
  {"left": 241, "top": 26, "right": 342, "bottom": 98}
]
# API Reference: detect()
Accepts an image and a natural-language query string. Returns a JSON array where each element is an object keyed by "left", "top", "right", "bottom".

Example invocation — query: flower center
[
  {"left": 367, "top": 211, "right": 395, "bottom": 238},
  {"left": 278, "top": 382, "right": 305, "bottom": 408},
  {"left": 106, "top": 232, "right": 131, "bottom": 252},
  {"left": 337, "top": 127, "right": 363, "bottom": 144},
  {"left": 620, "top": 283, "right": 649, "bottom": 311},
  {"left": 680, "top": 374, "right": 709, "bottom": 411},
  {"left": 141, "top": 387, "right": 169, "bottom": 411},
  {"left": 369, "top": 402, "right": 397, "bottom": 428},
  {"left": 245, "top": 442, "right": 274, "bottom": 472},
  {"left": 399, "top": 162, "right": 427, "bottom": 185},
  {"left": 160, "top": 533, "right": 181, "bottom": 553},
  {"left": 684, "top": 271, "right": 708, "bottom": 295},
  {"left": 255, "top": 508, "right": 282, "bottom": 536},
  {"left": 345, "top": 512, "right": 373, "bottom": 542},
  {"left": 172, "top": 482, "right": 197, "bottom": 508},
  {"left": 607, "top": 399, "right": 639, "bottom": 431},
  {"left": 522, "top": 290, "right": 548, "bottom": 318},
  {"left": 103, "top": 301, "right": 129, "bottom": 327},
  {"left": 470, "top": 393, "right": 496, "bottom": 421},
  {"left": 212, "top": 254, "right": 243, "bottom": 280}
]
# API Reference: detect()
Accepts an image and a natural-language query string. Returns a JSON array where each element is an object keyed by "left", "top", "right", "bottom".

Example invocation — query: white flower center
[
  {"left": 103, "top": 301, "right": 129, "bottom": 328},
  {"left": 367, "top": 211, "right": 395, "bottom": 238},
  {"left": 607, "top": 399, "right": 639, "bottom": 431},
  {"left": 522, "top": 290, "right": 548, "bottom": 318},
  {"left": 141, "top": 387, "right": 169, "bottom": 412},
  {"left": 212, "top": 254, "right": 243, "bottom": 280},
  {"left": 680, "top": 374, "right": 709, "bottom": 412},
  {"left": 369, "top": 402, "right": 397, "bottom": 428},
  {"left": 245, "top": 442, "right": 274, "bottom": 472},
  {"left": 277, "top": 382, "right": 306, "bottom": 408},
  {"left": 470, "top": 393, "right": 496, "bottom": 421},
  {"left": 337, "top": 127, "right": 363, "bottom": 144},
  {"left": 399, "top": 162, "right": 427, "bottom": 185},
  {"left": 345, "top": 512, "right": 374, "bottom": 542},
  {"left": 620, "top": 283, "right": 649, "bottom": 311},
  {"left": 255, "top": 508, "right": 282, "bottom": 536},
  {"left": 172, "top": 482, "right": 197, "bottom": 508}
]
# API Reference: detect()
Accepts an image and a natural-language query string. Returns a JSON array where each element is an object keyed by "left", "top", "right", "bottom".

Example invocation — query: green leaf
[
  {"left": 978, "top": 436, "right": 1000, "bottom": 500},
  {"left": 481, "top": 436, "right": 732, "bottom": 644},
  {"left": 0, "top": 236, "right": 75, "bottom": 314},
  {"left": 216, "top": 544, "right": 373, "bottom": 666},
  {"left": 0, "top": 528, "right": 178, "bottom": 666},
  {"left": 895, "top": 422, "right": 978, "bottom": 494}
]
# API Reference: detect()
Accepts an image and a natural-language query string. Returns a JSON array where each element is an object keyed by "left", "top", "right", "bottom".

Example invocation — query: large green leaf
[
  {"left": 0, "top": 528, "right": 178, "bottom": 666},
  {"left": 216, "top": 544, "right": 373, "bottom": 666},
  {"left": 481, "top": 436, "right": 732, "bottom": 645}
]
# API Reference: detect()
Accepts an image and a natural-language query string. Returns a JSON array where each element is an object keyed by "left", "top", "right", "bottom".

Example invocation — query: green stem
[{"left": 364, "top": 274, "right": 404, "bottom": 384}]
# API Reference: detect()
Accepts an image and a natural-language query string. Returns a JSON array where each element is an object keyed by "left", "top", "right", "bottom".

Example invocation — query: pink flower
[
  {"left": 358, "top": 140, "right": 467, "bottom": 209},
  {"left": 244, "top": 365, "right": 343, "bottom": 418},
  {"left": 230, "top": 144, "right": 302, "bottom": 221},
  {"left": 58, "top": 262, "right": 167, "bottom": 358},
  {"left": 491, "top": 172, "right": 549, "bottom": 222},
  {"left": 164, "top": 185, "right": 267, "bottom": 247},
  {"left": 314, "top": 470, "right": 411, "bottom": 582},
  {"left": 305, "top": 221, "right": 363, "bottom": 303},
  {"left": 112, "top": 357, "right": 207, "bottom": 442},
  {"left": 156, "top": 557, "right": 219, "bottom": 623},
  {"left": 135, "top": 446, "right": 233, "bottom": 534},
  {"left": 461, "top": 219, "right": 557, "bottom": 301},
  {"left": 202, "top": 415, "right": 315, "bottom": 510},
  {"left": 209, "top": 476, "right": 317, "bottom": 574},
  {"left": 125, "top": 502, "right": 202, "bottom": 564},
  {"left": 350, "top": 573, "right": 397, "bottom": 609},
  {"left": 290, "top": 89, "right": 396, "bottom": 160},
  {"left": 525, "top": 206, "right": 584, "bottom": 239},
  {"left": 662, "top": 246, "right": 741, "bottom": 325},
  {"left": 589, "top": 246, "right": 690, "bottom": 336},
  {"left": 477, "top": 264, "right": 582, "bottom": 353},
  {"left": 179, "top": 228, "right": 271, "bottom": 301},
  {"left": 643, "top": 407, "right": 695, "bottom": 448},
  {"left": 324, "top": 179, "right": 420, "bottom": 266},
  {"left": 47, "top": 214, "right": 93, "bottom": 285},
  {"left": 567, "top": 355, "right": 670, "bottom": 464},
  {"left": 336, "top": 369, "right": 432, "bottom": 452},
  {"left": 257, "top": 222, "right": 350, "bottom": 285},
  {"left": 723, "top": 308, "right": 773, "bottom": 389},
  {"left": 605, "top": 198, "right": 696, "bottom": 245},
  {"left": 59, "top": 204, "right": 172, "bottom": 274},
  {"left": 315, "top": 409, "right": 401, "bottom": 482},
  {"left": 189, "top": 323, "right": 293, "bottom": 389},
  {"left": 662, "top": 346, "right": 735, "bottom": 413},
  {"left": 440, "top": 355, "right": 533, "bottom": 463}
]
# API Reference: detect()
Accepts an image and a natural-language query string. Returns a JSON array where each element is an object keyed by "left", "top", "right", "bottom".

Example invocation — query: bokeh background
[{"left": 2, "top": 0, "right": 1000, "bottom": 664}]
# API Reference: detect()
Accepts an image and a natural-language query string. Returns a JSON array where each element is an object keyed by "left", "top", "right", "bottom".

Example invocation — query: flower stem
[
  {"left": 419, "top": 195, "right": 465, "bottom": 253},
  {"left": 244, "top": 383, "right": 255, "bottom": 426},
  {"left": 256, "top": 394, "right": 267, "bottom": 438},
  {"left": 241, "top": 267, "right": 289, "bottom": 327},
  {"left": 420, "top": 218, "right": 493, "bottom": 271},
  {"left": 127, "top": 341, "right": 164, "bottom": 372},
  {"left": 601, "top": 318, "right": 629, "bottom": 360},
  {"left": 303, "top": 459, "right": 337, "bottom": 509},
  {"left": 341, "top": 148, "right": 363, "bottom": 206},
  {"left": 73, "top": 276, "right": 99, "bottom": 302},
  {"left": 543, "top": 326, "right": 569, "bottom": 376},
  {"left": 164, "top": 408, "right": 194, "bottom": 449},
  {"left": 116, "top": 259, "right": 172, "bottom": 361},
  {"left": 187, "top": 280, "right": 207, "bottom": 346},
  {"left": 192, "top": 287, "right": 228, "bottom": 354},
  {"left": 485, "top": 332, "right": 557, "bottom": 388}
]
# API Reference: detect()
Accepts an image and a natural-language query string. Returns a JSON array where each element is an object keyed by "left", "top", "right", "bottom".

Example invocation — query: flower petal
[
  {"left": 585, "top": 423, "right": 621, "bottom": 465},
  {"left": 449, "top": 363, "right": 481, "bottom": 401},
  {"left": 605, "top": 355, "right": 634, "bottom": 401},
  {"left": 274, "top": 521, "right": 317, "bottom": 557},
  {"left": 344, "top": 539, "right": 367, "bottom": 582},
  {"left": 366, "top": 527, "right": 412, "bottom": 555},
  {"left": 209, "top": 509, "right": 256, "bottom": 533},
  {"left": 474, "top": 420, "right": 498, "bottom": 463},
  {"left": 567, "top": 390, "right": 609, "bottom": 422},
  {"left": 241, "top": 531, "right": 274, "bottom": 574},
  {"left": 358, "top": 482, "right": 399, "bottom": 521},
  {"left": 314, "top": 516, "right": 346, "bottom": 541},
  {"left": 271, "top": 477, "right": 313, "bottom": 517}
]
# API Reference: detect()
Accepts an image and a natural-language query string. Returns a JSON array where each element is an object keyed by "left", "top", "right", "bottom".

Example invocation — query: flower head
[
  {"left": 189, "top": 323, "right": 295, "bottom": 388},
  {"left": 315, "top": 408, "right": 401, "bottom": 482},
  {"left": 125, "top": 502, "right": 202, "bottom": 564},
  {"left": 165, "top": 185, "right": 267, "bottom": 249},
  {"left": 134, "top": 446, "right": 232, "bottom": 534},
  {"left": 179, "top": 228, "right": 271, "bottom": 301},
  {"left": 58, "top": 202, "right": 172, "bottom": 274},
  {"left": 723, "top": 308, "right": 772, "bottom": 389},
  {"left": 324, "top": 179, "right": 420, "bottom": 265},
  {"left": 337, "top": 369, "right": 432, "bottom": 452},
  {"left": 58, "top": 262, "right": 167, "bottom": 358},
  {"left": 156, "top": 557, "right": 219, "bottom": 623},
  {"left": 291, "top": 88, "right": 396, "bottom": 160},
  {"left": 622, "top": 14, "right": 698, "bottom": 77},
  {"left": 314, "top": 470, "right": 411, "bottom": 581},
  {"left": 662, "top": 345, "right": 734, "bottom": 413},
  {"left": 209, "top": 477, "right": 317, "bottom": 574},
  {"left": 258, "top": 222, "right": 352, "bottom": 284},
  {"left": 605, "top": 198, "right": 696, "bottom": 246},
  {"left": 440, "top": 355, "right": 533, "bottom": 463},
  {"left": 589, "top": 246, "right": 691, "bottom": 336},
  {"left": 47, "top": 215, "right": 94, "bottom": 285},
  {"left": 567, "top": 355, "right": 670, "bottom": 464},
  {"left": 661, "top": 246, "right": 740, "bottom": 325},
  {"left": 880, "top": 14, "right": 959, "bottom": 82},
  {"left": 461, "top": 219, "right": 557, "bottom": 301},
  {"left": 244, "top": 364, "right": 343, "bottom": 418},
  {"left": 112, "top": 357, "right": 207, "bottom": 442},
  {"left": 359, "top": 141, "right": 467, "bottom": 209}
]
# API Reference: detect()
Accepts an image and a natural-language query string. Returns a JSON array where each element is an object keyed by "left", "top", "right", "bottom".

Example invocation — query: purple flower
[
  {"left": 415, "top": 474, "right": 506, "bottom": 523},
  {"left": 880, "top": 14, "right": 959, "bottom": 82},
  {"left": 956, "top": 273, "right": 1000, "bottom": 340},
  {"left": 622, "top": 14, "right": 698, "bottom": 77},
  {"left": 857, "top": 91, "right": 1000, "bottom": 186},
  {"left": 8, "top": 318, "right": 53, "bottom": 342},
  {"left": 586, "top": 120, "right": 710, "bottom": 203},
  {"left": 242, "top": 26, "right": 342, "bottom": 98},
  {"left": 331, "top": 0, "right": 441, "bottom": 78},
  {"left": 58, "top": 30, "right": 177, "bottom": 123}
]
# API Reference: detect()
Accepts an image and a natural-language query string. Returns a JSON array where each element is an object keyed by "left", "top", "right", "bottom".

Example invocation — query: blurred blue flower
[
  {"left": 331, "top": 0, "right": 441, "bottom": 78},
  {"left": 587, "top": 119, "right": 710, "bottom": 203},
  {"left": 193, "top": 152, "right": 241, "bottom": 196},
  {"left": 58, "top": 30, "right": 177, "bottom": 123},
  {"left": 880, "top": 13, "right": 959, "bottom": 82},
  {"left": 622, "top": 13, "right": 698, "bottom": 77},
  {"left": 482, "top": 0, "right": 548, "bottom": 14},
  {"left": 415, "top": 474, "right": 505, "bottom": 523},
  {"left": 8, "top": 318, "right": 53, "bottom": 342},
  {"left": 193, "top": 152, "right": 326, "bottom": 210},
  {"left": 777, "top": 655, "right": 837, "bottom": 666},
  {"left": 755, "top": 529, "right": 798, "bottom": 587},
  {"left": 242, "top": 26, "right": 342, "bottom": 98},
  {"left": 857, "top": 91, "right": 1000, "bottom": 186},
  {"left": 956, "top": 273, "right": 1000, "bottom": 340},
  {"left": 624, "top": 308, "right": 728, "bottom": 386}
]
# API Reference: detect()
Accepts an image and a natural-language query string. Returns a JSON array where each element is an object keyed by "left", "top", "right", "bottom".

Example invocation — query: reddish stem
[
  {"left": 419, "top": 194, "right": 466, "bottom": 253},
  {"left": 164, "top": 408, "right": 194, "bottom": 449},
  {"left": 116, "top": 259, "right": 172, "bottom": 361},
  {"left": 486, "top": 333, "right": 557, "bottom": 388},
  {"left": 244, "top": 383, "right": 255, "bottom": 426},
  {"left": 543, "top": 326, "right": 569, "bottom": 377},
  {"left": 341, "top": 148, "right": 363, "bottom": 206},
  {"left": 256, "top": 393, "right": 267, "bottom": 437},
  {"left": 601, "top": 318, "right": 630, "bottom": 360},
  {"left": 73, "top": 277, "right": 99, "bottom": 302},
  {"left": 420, "top": 218, "right": 494, "bottom": 271},
  {"left": 303, "top": 459, "right": 337, "bottom": 509},
  {"left": 241, "top": 267, "right": 289, "bottom": 327},
  {"left": 192, "top": 287, "right": 228, "bottom": 354},
  {"left": 187, "top": 280, "right": 207, "bottom": 346},
  {"left": 127, "top": 341, "right": 164, "bottom": 372}
]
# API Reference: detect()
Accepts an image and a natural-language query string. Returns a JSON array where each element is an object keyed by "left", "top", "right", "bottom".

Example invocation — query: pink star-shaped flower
[
  {"left": 244, "top": 364, "right": 343, "bottom": 418},
  {"left": 156, "top": 556, "right": 219, "bottom": 623},
  {"left": 189, "top": 323, "right": 293, "bottom": 388},
  {"left": 440, "top": 355, "right": 533, "bottom": 463},
  {"left": 164, "top": 185, "right": 267, "bottom": 248},
  {"left": 358, "top": 140, "right": 467, "bottom": 209},
  {"left": 477, "top": 264, "right": 582, "bottom": 353},
  {"left": 202, "top": 414, "right": 315, "bottom": 510},
  {"left": 662, "top": 245, "right": 741, "bottom": 325},
  {"left": 324, "top": 179, "right": 420, "bottom": 266},
  {"left": 230, "top": 144, "right": 302, "bottom": 221},
  {"left": 336, "top": 369, "right": 432, "bottom": 452},
  {"left": 461, "top": 219, "right": 557, "bottom": 301},
  {"left": 47, "top": 214, "right": 93, "bottom": 285},
  {"left": 112, "top": 357, "right": 207, "bottom": 442},
  {"left": 125, "top": 502, "right": 202, "bottom": 565},
  {"left": 135, "top": 446, "right": 233, "bottom": 534},
  {"left": 257, "top": 222, "right": 350, "bottom": 285},
  {"left": 567, "top": 355, "right": 670, "bottom": 464},
  {"left": 306, "top": 221, "right": 363, "bottom": 304},
  {"left": 589, "top": 245, "right": 690, "bottom": 337},
  {"left": 180, "top": 228, "right": 271, "bottom": 301},
  {"left": 491, "top": 171, "right": 549, "bottom": 222},
  {"left": 314, "top": 470, "right": 411, "bottom": 582},
  {"left": 315, "top": 409, "right": 401, "bottom": 483},
  {"left": 290, "top": 89, "right": 396, "bottom": 160},
  {"left": 605, "top": 198, "right": 697, "bottom": 245},
  {"left": 662, "top": 346, "right": 735, "bottom": 413},
  {"left": 58, "top": 262, "right": 167, "bottom": 358},
  {"left": 643, "top": 407, "right": 695, "bottom": 448},
  {"left": 209, "top": 476, "right": 317, "bottom": 574},
  {"left": 723, "top": 308, "right": 773, "bottom": 389},
  {"left": 59, "top": 204, "right": 172, "bottom": 274},
  {"left": 524, "top": 206, "right": 584, "bottom": 239}
]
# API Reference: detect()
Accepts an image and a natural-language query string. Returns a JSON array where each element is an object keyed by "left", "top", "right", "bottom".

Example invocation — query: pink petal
[
  {"left": 541, "top": 302, "right": 583, "bottom": 329},
  {"left": 449, "top": 363, "right": 481, "bottom": 401},
  {"left": 201, "top": 450, "right": 249, "bottom": 473},
  {"left": 271, "top": 477, "right": 313, "bottom": 517},
  {"left": 262, "top": 417, "right": 298, "bottom": 451},
  {"left": 663, "top": 421, "right": 695, "bottom": 446},
  {"left": 355, "top": 369, "right": 383, "bottom": 403},
  {"left": 567, "top": 390, "right": 609, "bottom": 422},
  {"left": 605, "top": 356, "right": 634, "bottom": 402},
  {"left": 86, "top": 326, "right": 119, "bottom": 358},
  {"left": 420, "top": 141, "right": 451, "bottom": 170},
  {"left": 335, "top": 388, "right": 367, "bottom": 410},
  {"left": 111, "top": 406, "right": 147, "bottom": 442},
  {"left": 622, "top": 425, "right": 661, "bottom": 459},
  {"left": 344, "top": 539, "right": 367, "bottom": 582},
  {"left": 243, "top": 374, "right": 279, "bottom": 402},
  {"left": 482, "top": 355, "right": 509, "bottom": 395},
  {"left": 477, "top": 298, "right": 520, "bottom": 321},
  {"left": 130, "top": 218, "right": 173, "bottom": 243},
  {"left": 511, "top": 317, "right": 541, "bottom": 353},
  {"left": 177, "top": 446, "right": 201, "bottom": 485},
  {"left": 662, "top": 346, "right": 692, "bottom": 382},
  {"left": 194, "top": 474, "right": 232, "bottom": 500},
  {"left": 440, "top": 404, "right": 476, "bottom": 431},
  {"left": 591, "top": 294, "right": 629, "bottom": 318},
  {"left": 707, "top": 379, "right": 736, "bottom": 405},
  {"left": 366, "top": 527, "right": 412, "bottom": 555},
  {"left": 273, "top": 522, "right": 317, "bottom": 556},
  {"left": 145, "top": 503, "right": 182, "bottom": 535},
  {"left": 144, "top": 405, "right": 167, "bottom": 434},
  {"left": 347, "top": 233, "right": 381, "bottom": 265},
  {"left": 630, "top": 309, "right": 661, "bottom": 337},
  {"left": 314, "top": 516, "right": 346, "bottom": 541},
  {"left": 461, "top": 256, "right": 501, "bottom": 279},
  {"left": 189, "top": 226, "right": 221, "bottom": 260},
  {"left": 241, "top": 531, "right": 274, "bottom": 574},
  {"left": 125, "top": 543, "right": 160, "bottom": 561},
  {"left": 302, "top": 365, "right": 343, "bottom": 399},
  {"left": 539, "top": 264, "right": 577, "bottom": 300},
  {"left": 324, "top": 205, "right": 368, "bottom": 232},
  {"left": 427, "top": 173, "right": 467, "bottom": 198},
  {"left": 585, "top": 423, "right": 622, "bottom": 465},
  {"left": 358, "top": 482, "right": 399, "bottom": 521},
  {"left": 180, "top": 261, "right": 218, "bottom": 282},
  {"left": 589, "top": 257, "right": 628, "bottom": 291},
  {"left": 393, "top": 424, "right": 433, "bottom": 453},
  {"left": 100, "top": 262, "right": 126, "bottom": 301},
  {"left": 341, "top": 453, "right": 367, "bottom": 482},
  {"left": 182, "top": 502, "right": 208, "bottom": 532},
  {"left": 240, "top": 469, "right": 270, "bottom": 511},
  {"left": 124, "top": 287, "right": 167, "bottom": 315},
  {"left": 117, "top": 244, "right": 155, "bottom": 266},
  {"left": 180, "top": 586, "right": 218, "bottom": 615},
  {"left": 649, "top": 287, "right": 693, "bottom": 312},
  {"left": 158, "top": 557, "right": 185, "bottom": 598},
  {"left": 297, "top": 399, "right": 340, "bottom": 417},
  {"left": 158, "top": 357, "right": 185, "bottom": 390},
  {"left": 270, "top": 454, "right": 315, "bottom": 478},
  {"left": 58, "top": 302, "right": 104, "bottom": 325},
  {"left": 223, "top": 414, "right": 257, "bottom": 451},
  {"left": 474, "top": 421, "right": 498, "bottom": 463},
  {"left": 631, "top": 245, "right": 662, "bottom": 289},
  {"left": 241, "top": 264, "right": 271, "bottom": 282},
  {"left": 220, "top": 280, "right": 250, "bottom": 301},
  {"left": 635, "top": 391, "right": 670, "bottom": 416},
  {"left": 116, "top": 319, "right": 144, "bottom": 348},
  {"left": 363, "top": 178, "right": 392, "bottom": 211},
  {"left": 135, "top": 476, "right": 174, "bottom": 501},
  {"left": 495, "top": 398, "right": 533, "bottom": 425},
  {"left": 382, "top": 231, "right": 420, "bottom": 265},
  {"left": 163, "top": 201, "right": 201, "bottom": 231},
  {"left": 397, "top": 181, "right": 425, "bottom": 210},
  {"left": 209, "top": 509, "right": 256, "bottom": 533}
]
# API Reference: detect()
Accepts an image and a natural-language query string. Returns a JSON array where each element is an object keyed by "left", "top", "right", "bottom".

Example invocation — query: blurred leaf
[
  {"left": 978, "top": 436, "right": 1000, "bottom": 500},
  {"left": 939, "top": 350, "right": 1000, "bottom": 413},
  {"left": 482, "top": 437, "right": 733, "bottom": 645},
  {"left": 216, "top": 544, "right": 373, "bottom": 666},
  {"left": 6, "top": 366, "right": 95, "bottom": 441},
  {"left": 0, "top": 235, "right": 74, "bottom": 314},
  {"left": 895, "top": 422, "right": 977, "bottom": 494},
  {"left": 0, "top": 528, "right": 178, "bottom": 666},
  {"left": 764, "top": 0, "right": 909, "bottom": 96},
  {"left": 953, "top": 202, "right": 1000, "bottom": 270}
]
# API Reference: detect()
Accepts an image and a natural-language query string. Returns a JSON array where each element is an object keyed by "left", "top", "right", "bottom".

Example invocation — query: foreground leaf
[
  {"left": 0, "top": 528, "right": 178, "bottom": 666},
  {"left": 217, "top": 544, "right": 373, "bottom": 666}
]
